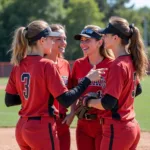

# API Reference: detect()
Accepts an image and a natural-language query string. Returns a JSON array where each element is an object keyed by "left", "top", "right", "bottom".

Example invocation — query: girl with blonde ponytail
[{"left": 5, "top": 20, "right": 105, "bottom": 150}]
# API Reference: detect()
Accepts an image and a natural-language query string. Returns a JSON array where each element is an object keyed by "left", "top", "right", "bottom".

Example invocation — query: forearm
[
  {"left": 88, "top": 99, "right": 105, "bottom": 110},
  {"left": 5, "top": 92, "right": 21, "bottom": 107},
  {"left": 135, "top": 83, "right": 142, "bottom": 97},
  {"left": 88, "top": 94, "right": 118, "bottom": 110},
  {"left": 70, "top": 101, "right": 77, "bottom": 114},
  {"left": 56, "top": 77, "right": 91, "bottom": 108}
]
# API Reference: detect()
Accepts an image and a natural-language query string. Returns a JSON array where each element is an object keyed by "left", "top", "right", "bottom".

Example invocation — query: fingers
[
  {"left": 62, "top": 117, "right": 67, "bottom": 124},
  {"left": 97, "top": 68, "right": 108, "bottom": 71}
]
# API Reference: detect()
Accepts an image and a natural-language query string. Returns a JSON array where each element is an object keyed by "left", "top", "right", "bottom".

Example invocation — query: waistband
[
  {"left": 80, "top": 113, "right": 98, "bottom": 120},
  {"left": 20, "top": 116, "right": 53, "bottom": 121},
  {"left": 100, "top": 118, "right": 136, "bottom": 125}
]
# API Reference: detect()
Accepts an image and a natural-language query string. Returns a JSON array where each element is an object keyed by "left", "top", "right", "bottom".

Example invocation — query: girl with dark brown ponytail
[{"left": 83, "top": 16, "right": 148, "bottom": 150}]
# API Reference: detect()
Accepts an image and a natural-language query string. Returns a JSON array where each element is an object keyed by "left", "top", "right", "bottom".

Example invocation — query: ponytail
[
  {"left": 128, "top": 26, "right": 148, "bottom": 79},
  {"left": 10, "top": 27, "right": 28, "bottom": 66}
]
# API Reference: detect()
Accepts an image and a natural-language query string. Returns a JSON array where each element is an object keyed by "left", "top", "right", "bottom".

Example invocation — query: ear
[
  {"left": 113, "top": 35, "right": 119, "bottom": 40},
  {"left": 39, "top": 37, "right": 46, "bottom": 45},
  {"left": 98, "top": 39, "right": 103, "bottom": 46}
]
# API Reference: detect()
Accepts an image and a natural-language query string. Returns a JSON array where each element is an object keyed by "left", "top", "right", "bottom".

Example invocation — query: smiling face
[
  {"left": 80, "top": 36, "right": 101, "bottom": 56},
  {"left": 52, "top": 30, "right": 67, "bottom": 55}
]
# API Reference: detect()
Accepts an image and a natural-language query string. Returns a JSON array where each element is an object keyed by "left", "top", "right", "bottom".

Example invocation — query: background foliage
[{"left": 0, "top": 0, "right": 150, "bottom": 61}]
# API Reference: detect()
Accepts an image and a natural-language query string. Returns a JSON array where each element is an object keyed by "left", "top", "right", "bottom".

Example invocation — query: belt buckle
[{"left": 85, "top": 113, "right": 91, "bottom": 120}]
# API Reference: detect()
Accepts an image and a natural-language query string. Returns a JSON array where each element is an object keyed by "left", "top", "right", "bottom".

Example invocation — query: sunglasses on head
[{"left": 81, "top": 28, "right": 102, "bottom": 40}]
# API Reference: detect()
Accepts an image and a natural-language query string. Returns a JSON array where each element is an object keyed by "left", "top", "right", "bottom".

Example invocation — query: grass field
[{"left": 0, "top": 76, "right": 150, "bottom": 130}]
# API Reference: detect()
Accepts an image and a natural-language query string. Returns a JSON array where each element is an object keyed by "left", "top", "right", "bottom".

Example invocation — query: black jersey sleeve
[{"left": 56, "top": 77, "right": 91, "bottom": 108}]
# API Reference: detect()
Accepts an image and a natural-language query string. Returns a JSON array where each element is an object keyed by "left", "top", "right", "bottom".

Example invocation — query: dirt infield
[{"left": 0, "top": 128, "right": 150, "bottom": 150}]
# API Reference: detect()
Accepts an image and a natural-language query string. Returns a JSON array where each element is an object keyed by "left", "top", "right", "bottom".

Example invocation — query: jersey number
[{"left": 21, "top": 73, "right": 30, "bottom": 100}]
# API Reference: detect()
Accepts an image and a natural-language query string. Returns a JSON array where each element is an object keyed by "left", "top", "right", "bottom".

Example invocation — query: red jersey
[
  {"left": 103, "top": 55, "right": 138, "bottom": 121},
  {"left": 72, "top": 56, "right": 113, "bottom": 114},
  {"left": 5, "top": 56, "right": 68, "bottom": 117},
  {"left": 53, "top": 58, "right": 72, "bottom": 114}
]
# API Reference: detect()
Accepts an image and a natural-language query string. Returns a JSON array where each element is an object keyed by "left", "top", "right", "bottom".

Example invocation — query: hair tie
[
  {"left": 129, "top": 23, "right": 135, "bottom": 38},
  {"left": 129, "top": 23, "right": 135, "bottom": 29},
  {"left": 25, "top": 26, "right": 28, "bottom": 31}
]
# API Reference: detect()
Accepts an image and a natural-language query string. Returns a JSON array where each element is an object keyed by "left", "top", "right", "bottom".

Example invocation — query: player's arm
[
  {"left": 87, "top": 94, "right": 118, "bottom": 110},
  {"left": 135, "top": 83, "right": 142, "bottom": 97},
  {"left": 5, "top": 93, "right": 21, "bottom": 107},
  {"left": 56, "top": 77, "right": 91, "bottom": 108}
]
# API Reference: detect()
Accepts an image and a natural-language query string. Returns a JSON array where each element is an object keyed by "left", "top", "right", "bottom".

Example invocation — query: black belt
[
  {"left": 28, "top": 116, "right": 41, "bottom": 120},
  {"left": 83, "top": 114, "right": 97, "bottom": 120}
]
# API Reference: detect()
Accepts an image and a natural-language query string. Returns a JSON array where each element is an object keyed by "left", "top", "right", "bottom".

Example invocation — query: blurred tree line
[{"left": 0, "top": 0, "right": 150, "bottom": 61}]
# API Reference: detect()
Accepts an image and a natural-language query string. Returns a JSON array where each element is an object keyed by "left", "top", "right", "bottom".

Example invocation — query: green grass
[
  {"left": 134, "top": 76, "right": 150, "bottom": 131},
  {"left": 0, "top": 77, "right": 8, "bottom": 85},
  {"left": 0, "top": 76, "right": 150, "bottom": 131},
  {"left": 0, "top": 90, "right": 20, "bottom": 127}
]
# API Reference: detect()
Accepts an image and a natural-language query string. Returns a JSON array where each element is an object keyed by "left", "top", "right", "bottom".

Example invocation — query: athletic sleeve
[
  {"left": 56, "top": 77, "right": 91, "bottom": 108},
  {"left": 135, "top": 83, "right": 142, "bottom": 97},
  {"left": 45, "top": 62, "right": 68, "bottom": 98},
  {"left": 5, "top": 67, "right": 18, "bottom": 94},
  {"left": 5, "top": 93, "right": 21, "bottom": 107},
  {"left": 104, "top": 63, "right": 126, "bottom": 99}
]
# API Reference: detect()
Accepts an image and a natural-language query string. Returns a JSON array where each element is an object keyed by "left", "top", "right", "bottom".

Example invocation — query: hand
[
  {"left": 74, "top": 92, "right": 100, "bottom": 119},
  {"left": 74, "top": 99, "right": 89, "bottom": 119},
  {"left": 62, "top": 112, "right": 75, "bottom": 126},
  {"left": 86, "top": 65, "right": 108, "bottom": 82}
]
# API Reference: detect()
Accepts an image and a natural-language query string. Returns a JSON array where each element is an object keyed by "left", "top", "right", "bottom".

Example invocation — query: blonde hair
[
  {"left": 10, "top": 20, "right": 49, "bottom": 66},
  {"left": 84, "top": 25, "right": 114, "bottom": 59},
  {"left": 50, "top": 24, "right": 66, "bottom": 58},
  {"left": 109, "top": 16, "right": 148, "bottom": 79}
]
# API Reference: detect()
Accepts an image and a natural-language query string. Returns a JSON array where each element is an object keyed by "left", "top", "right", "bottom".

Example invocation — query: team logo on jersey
[
  {"left": 61, "top": 76, "right": 68, "bottom": 86},
  {"left": 78, "top": 76, "right": 106, "bottom": 89}
]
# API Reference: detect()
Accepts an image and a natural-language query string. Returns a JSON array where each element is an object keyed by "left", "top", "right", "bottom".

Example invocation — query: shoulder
[
  {"left": 110, "top": 56, "right": 131, "bottom": 75},
  {"left": 74, "top": 56, "right": 88, "bottom": 65},
  {"left": 40, "top": 58, "right": 54, "bottom": 65},
  {"left": 101, "top": 57, "right": 114, "bottom": 68},
  {"left": 39, "top": 58, "right": 56, "bottom": 70}
]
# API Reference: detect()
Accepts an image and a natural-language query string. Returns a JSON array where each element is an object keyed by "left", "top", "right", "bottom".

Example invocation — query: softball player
[
  {"left": 87, "top": 16, "right": 148, "bottom": 150},
  {"left": 71, "top": 25, "right": 114, "bottom": 150},
  {"left": 45, "top": 24, "right": 73, "bottom": 150},
  {"left": 4, "top": 20, "right": 106, "bottom": 150}
]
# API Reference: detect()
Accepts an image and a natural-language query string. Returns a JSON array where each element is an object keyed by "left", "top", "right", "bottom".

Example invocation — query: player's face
[
  {"left": 80, "top": 36, "right": 100, "bottom": 56},
  {"left": 103, "top": 34, "right": 115, "bottom": 50},
  {"left": 52, "top": 31, "right": 67, "bottom": 55}
]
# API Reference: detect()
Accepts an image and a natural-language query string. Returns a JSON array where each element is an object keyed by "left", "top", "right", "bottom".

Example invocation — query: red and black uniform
[
  {"left": 72, "top": 56, "right": 113, "bottom": 150},
  {"left": 53, "top": 58, "right": 72, "bottom": 150},
  {"left": 6, "top": 55, "right": 68, "bottom": 150},
  {"left": 100, "top": 55, "right": 140, "bottom": 150}
]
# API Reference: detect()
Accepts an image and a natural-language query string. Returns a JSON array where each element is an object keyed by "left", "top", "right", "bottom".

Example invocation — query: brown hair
[
  {"left": 109, "top": 16, "right": 148, "bottom": 79},
  {"left": 84, "top": 25, "right": 114, "bottom": 59},
  {"left": 50, "top": 24, "right": 66, "bottom": 58},
  {"left": 10, "top": 20, "right": 49, "bottom": 66}
]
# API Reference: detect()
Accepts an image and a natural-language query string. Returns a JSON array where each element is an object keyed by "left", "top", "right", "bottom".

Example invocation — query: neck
[
  {"left": 112, "top": 44, "right": 127, "bottom": 58},
  {"left": 88, "top": 52, "right": 104, "bottom": 66},
  {"left": 27, "top": 47, "right": 43, "bottom": 56}
]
